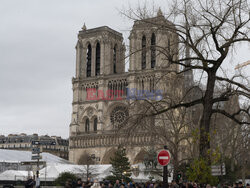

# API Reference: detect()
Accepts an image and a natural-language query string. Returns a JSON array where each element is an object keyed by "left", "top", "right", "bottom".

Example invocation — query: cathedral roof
[
  {"left": 132, "top": 12, "right": 174, "bottom": 30},
  {"left": 79, "top": 26, "right": 122, "bottom": 38}
]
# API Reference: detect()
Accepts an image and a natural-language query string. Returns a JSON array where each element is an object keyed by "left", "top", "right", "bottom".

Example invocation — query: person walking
[{"left": 91, "top": 180, "right": 101, "bottom": 188}]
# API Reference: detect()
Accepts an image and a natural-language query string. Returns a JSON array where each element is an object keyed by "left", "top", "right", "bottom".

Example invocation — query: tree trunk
[
  {"left": 173, "top": 146, "right": 179, "bottom": 181},
  {"left": 199, "top": 71, "right": 216, "bottom": 160},
  {"left": 86, "top": 164, "right": 89, "bottom": 181}
]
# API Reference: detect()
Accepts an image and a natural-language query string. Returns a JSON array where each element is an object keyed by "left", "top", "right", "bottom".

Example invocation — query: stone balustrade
[{"left": 70, "top": 131, "right": 156, "bottom": 149}]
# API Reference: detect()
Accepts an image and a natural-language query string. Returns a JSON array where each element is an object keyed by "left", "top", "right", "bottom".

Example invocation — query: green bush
[
  {"left": 54, "top": 172, "right": 78, "bottom": 186},
  {"left": 186, "top": 158, "right": 218, "bottom": 185}
]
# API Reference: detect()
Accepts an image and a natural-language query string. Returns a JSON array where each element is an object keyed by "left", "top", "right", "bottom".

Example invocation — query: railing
[{"left": 70, "top": 131, "right": 157, "bottom": 149}]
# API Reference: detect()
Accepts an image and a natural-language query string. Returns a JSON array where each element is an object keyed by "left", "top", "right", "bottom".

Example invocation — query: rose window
[{"left": 110, "top": 106, "right": 129, "bottom": 126}]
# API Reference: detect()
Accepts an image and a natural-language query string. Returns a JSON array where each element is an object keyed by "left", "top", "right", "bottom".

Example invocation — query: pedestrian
[
  {"left": 100, "top": 182, "right": 106, "bottom": 188},
  {"left": 114, "top": 180, "right": 120, "bottom": 188},
  {"left": 82, "top": 183, "right": 86, "bottom": 188},
  {"left": 77, "top": 178, "right": 83, "bottom": 187},
  {"left": 206, "top": 184, "right": 212, "bottom": 188},
  {"left": 25, "top": 177, "right": 35, "bottom": 188},
  {"left": 65, "top": 179, "right": 73, "bottom": 188},
  {"left": 171, "top": 180, "right": 179, "bottom": 188},
  {"left": 85, "top": 178, "right": 93, "bottom": 188},
  {"left": 108, "top": 183, "right": 114, "bottom": 188},
  {"left": 91, "top": 180, "right": 101, "bottom": 188},
  {"left": 238, "top": 182, "right": 243, "bottom": 188}
]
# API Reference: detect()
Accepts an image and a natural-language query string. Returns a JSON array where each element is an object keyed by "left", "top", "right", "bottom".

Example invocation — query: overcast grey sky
[{"left": 0, "top": 0, "right": 249, "bottom": 138}]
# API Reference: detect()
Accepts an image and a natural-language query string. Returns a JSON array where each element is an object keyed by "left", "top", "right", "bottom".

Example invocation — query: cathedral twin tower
[{"left": 69, "top": 10, "right": 179, "bottom": 164}]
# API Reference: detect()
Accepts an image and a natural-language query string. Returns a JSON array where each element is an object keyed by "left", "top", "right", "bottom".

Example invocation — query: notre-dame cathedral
[{"left": 69, "top": 10, "right": 187, "bottom": 164}]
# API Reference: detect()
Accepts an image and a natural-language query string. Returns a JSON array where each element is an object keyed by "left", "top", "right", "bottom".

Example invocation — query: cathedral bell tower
[
  {"left": 70, "top": 24, "right": 126, "bottom": 139},
  {"left": 75, "top": 24, "right": 125, "bottom": 78},
  {"left": 129, "top": 9, "right": 179, "bottom": 72}
]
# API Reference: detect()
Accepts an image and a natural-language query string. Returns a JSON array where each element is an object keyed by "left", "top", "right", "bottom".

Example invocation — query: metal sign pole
[
  {"left": 31, "top": 139, "right": 55, "bottom": 187},
  {"left": 36, "top": 145, "right": 40, "bottom": 188},
  {"left": 163, "top": 145, "right": 168, "bottom": 188},
  {"left": 31, "top": 140, "right": 41, "bottom": 188},
  {"left": 36, "top": 157, "right": 40, "bottom": 187}
]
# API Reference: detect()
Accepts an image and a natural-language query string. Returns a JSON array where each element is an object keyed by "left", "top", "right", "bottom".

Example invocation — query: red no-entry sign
[{"left": 157, "top": 150, "right": 170, "bottom": 166}]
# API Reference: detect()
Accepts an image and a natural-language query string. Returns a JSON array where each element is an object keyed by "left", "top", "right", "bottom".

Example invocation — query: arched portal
[
  {"left": 101, "top": 148, "right": 117, "bottom": 164},
  {"left": 133, "top": 149, "right": 147, "bottom": 164}
]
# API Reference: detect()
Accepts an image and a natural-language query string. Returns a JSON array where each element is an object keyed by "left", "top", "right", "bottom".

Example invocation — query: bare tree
[
  {"left": 123, "top": 0, "right": 250, "bottom": 162},
  {"left": 78, "top": 152, "right": 97, "bottom": 181}
]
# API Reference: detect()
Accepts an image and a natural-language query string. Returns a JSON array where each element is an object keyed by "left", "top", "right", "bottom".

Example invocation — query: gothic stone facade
[{"left": 69, "top": 13, "right": 181, "bottom": 164}]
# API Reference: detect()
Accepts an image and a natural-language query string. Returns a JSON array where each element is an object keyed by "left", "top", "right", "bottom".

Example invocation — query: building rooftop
[
  {"left": 0, "top": 149, "right": 71, "bottom": 164},
  {"left": 79, "top": 25, "right": 123, "bottom": 38},
  {"left": 0, "top": 134, "right": 68, "bottom": 145}
]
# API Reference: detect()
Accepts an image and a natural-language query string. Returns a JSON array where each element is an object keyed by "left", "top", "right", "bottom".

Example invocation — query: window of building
[
  {"left": 168, "top": 38, "right": 171, "bottom": 54},
  {"left": 110, "top": 106, "right": 129, "bottom": 128},
  {"left": 95, "top": 42, "right": 100, "bottom": 76},
  {"left": 151, "top": 33, "right": 156, "bottom": 68},
  {"left": 85, "top": 118, "right": 90, "bottom": 132},
  {"left": 113, "top": 45, "right": 117, "bottom": 73},
  {"left": 86, "top": 44, "right": 92, "bottom": 77},
  {"left": 141, "top": 35, "right": 146, "bottom": 69},
  {"left": 94, "top": 118, "right": 97, "bottom": 132}
]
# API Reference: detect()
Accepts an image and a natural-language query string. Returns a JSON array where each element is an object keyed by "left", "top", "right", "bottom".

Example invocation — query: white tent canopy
[
  {"left": 39, "top": 164, "right": 85, "bottom": 181},
  {"left": 0, "top": 170, "right": 33, "bottom": 181},
  {"left": 38, "top": 163, "right": 167, "bottom": 182},
  {"left": 39, "top": 164, "right": 112, "bottom": 181},
  {"left": 0, "top": 162, "right": 172, "bottom": 182}
]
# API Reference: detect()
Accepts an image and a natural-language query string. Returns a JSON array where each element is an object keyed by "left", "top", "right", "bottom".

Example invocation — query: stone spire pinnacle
[
  {"left": 184, "top": 37, "right": 194, "bottom": 89},
  {"left": 82, "top": 23, "right": 87, "bottom": 31},
  {"left": 157, "top": 8, "right": 163, "bottom": 17}
]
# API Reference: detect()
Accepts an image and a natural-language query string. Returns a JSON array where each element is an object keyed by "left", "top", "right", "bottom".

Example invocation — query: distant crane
[{"left": 235, "top": 60, "right": 250, "bottom": 69}]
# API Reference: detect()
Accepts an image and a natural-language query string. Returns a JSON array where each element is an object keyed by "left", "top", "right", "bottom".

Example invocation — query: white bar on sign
[{"left": 159, "top": 156, "right": 169, "bottom": 159}]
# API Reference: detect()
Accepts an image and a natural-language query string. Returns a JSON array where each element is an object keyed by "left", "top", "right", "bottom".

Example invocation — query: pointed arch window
[
  {"left": 86, "top": 44, "right": 92, "bottom": 77},
  {"left": 168, "top": 38, "right": 171, "bottom": 54},
  {"left": 141, "top": 35, "right": 146, "bottom": 69},
  {"left": 85, "top": 118, "right": 90, "bottom": 132},
  {"left": 94, "top": 118, "right": 97, "bottom": 132},
  {"left": 95, "top": 42, "right": 100, "bottom": 76},
  {"left": 113, "top": 45, "right": 117, "bottom": 74},
  {"left": 142, "top": 79, "right": 144, "bottom": 90},
  {"left": 151, "top": 33, "right": 156, "bottom": 68}
]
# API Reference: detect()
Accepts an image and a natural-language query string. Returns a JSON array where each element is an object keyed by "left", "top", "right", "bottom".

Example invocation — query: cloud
[{"left": 0, "top": 0, "right": 249, "bottom": 138}]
